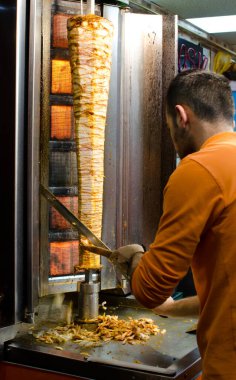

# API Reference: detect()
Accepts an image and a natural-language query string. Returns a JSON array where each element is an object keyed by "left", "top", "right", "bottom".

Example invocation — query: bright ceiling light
[{"left": 186, "top": 15, "right": 236, "bottom": 33}]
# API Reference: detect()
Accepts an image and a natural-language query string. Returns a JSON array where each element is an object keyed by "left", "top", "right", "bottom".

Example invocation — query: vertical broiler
[
  {"left": 67, "top": 13, "right": 114, "bottom": 268},
  {"left": 41, "top": 3, "right": 126, "bottom": 321},
  {"left": 0, "top": 1, "right": 202, "bottom": 379},
  {"left": 67, "top": 11, "right": 113, "bottom": 321}
]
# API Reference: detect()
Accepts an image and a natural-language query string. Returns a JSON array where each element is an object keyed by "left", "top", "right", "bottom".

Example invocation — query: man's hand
[
  {"left": 152, "top": 295, "right": 200, "bottom": 318},
  {"left": 110, "top": 244, "right": 145, "bottom": 279},
  {"left": 152, "top": 297, "right": 175, "bottom": 316}
]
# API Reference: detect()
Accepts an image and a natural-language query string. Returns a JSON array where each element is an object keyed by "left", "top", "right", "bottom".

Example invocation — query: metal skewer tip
[{"left": 86, "top": 0, "right": 95, "bottom": 15}]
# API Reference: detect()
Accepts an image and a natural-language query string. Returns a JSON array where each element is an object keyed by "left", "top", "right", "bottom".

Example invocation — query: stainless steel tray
[{"left": 3, "top": 306, "right": 201, "bottom": 379}]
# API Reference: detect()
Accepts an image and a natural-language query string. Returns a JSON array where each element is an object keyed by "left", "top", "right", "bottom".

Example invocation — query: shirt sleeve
[{"left": 131, "top": 157, "right": 224, "bottom": 309}]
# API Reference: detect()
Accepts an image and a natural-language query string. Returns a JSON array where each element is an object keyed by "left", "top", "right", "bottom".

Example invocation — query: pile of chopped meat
[{"left": 34, "top": 314, "right": 166, "bottom": 346}]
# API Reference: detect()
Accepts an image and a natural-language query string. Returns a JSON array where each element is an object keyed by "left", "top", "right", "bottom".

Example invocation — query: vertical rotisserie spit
[{"left": 67, "top": 14, "right": 113, "bottom": 269}]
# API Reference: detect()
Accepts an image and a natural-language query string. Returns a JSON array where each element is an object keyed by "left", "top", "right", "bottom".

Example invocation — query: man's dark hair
[{"left": 166, "top": 69, "right": 234, "bottom": 122}]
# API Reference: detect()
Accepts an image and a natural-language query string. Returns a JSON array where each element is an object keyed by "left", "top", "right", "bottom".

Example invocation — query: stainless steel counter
[{"left": 3, "top": 303, "right": 201, "bottom": 380}]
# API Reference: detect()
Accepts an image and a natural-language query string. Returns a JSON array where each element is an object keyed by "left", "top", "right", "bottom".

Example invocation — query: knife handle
[{"left": 80, "top": 245, "right": 112, "bottom": 259}]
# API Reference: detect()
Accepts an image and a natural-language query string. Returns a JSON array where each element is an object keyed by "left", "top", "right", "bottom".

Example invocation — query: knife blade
[{"left": 40, "top": 184, "right": 111, "bottom": 251}]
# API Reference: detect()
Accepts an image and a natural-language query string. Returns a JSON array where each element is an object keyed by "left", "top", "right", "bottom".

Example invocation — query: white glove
[{"left": 110, "top": 244, "right": 145, "bottom": 279}]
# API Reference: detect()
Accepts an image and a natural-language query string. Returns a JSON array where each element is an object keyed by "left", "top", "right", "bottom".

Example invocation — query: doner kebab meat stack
[{"left": 67, "top": 14, "right": 113, "bottom": 269}]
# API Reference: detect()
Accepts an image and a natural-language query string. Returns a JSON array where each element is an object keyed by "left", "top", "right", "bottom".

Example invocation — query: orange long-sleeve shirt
[{"left": 132, "top": 132, "right": 236, "bottom": 380}]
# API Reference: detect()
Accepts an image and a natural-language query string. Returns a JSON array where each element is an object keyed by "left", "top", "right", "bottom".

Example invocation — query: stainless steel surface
[
  {"left": 87, "top": 356, "right": 176, "bottom": 375},
  {"left": 4, "top": 306, "right": 200, "bottom": 379},
  {"left": 48, "top": 274, "right": 98, "bottom": 294},
  {"left": 80, "top": 307, "right": 198, "bottom": 365},
  {"left": 41, "top": 185, "right": 110, "bottom": 250},
  {"left": 86, "top": 0, "right": 95, "bottom": 15},
  {"left": 101, "top": 4, "right": 121, "bottom": 290},
  {"left": 78, "top": 274, "right": 100, "bottom": 320},
  {"left": 40, "top": 0, "right": 52, "bottom": 297},
  {"left": 40, "top": 305, "right": 198, "bottom": 360},
  {"left": 102, "top": 4, "right": 121, "bottom": 249},
  {"left": 27, "top": 0, "right": 42, "bottom": 323},
  {"left": 0, "top": 324, "right": 20, "bottom": 357},
  {"left": 120, "top": 12, "right": 164, "bottom": 247},
  {"left": 14, "top": 0, "right": 27, "bottom": 324},
  {"left": 161, "top": 13, "right": 178, "bottom": 200},
  {"left": 103, "top": 5, "right": 177, "bottom": 253}
]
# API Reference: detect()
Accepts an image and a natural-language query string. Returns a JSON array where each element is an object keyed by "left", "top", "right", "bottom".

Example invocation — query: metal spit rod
[{"left": 86, "top": 0, "right": 95, "bottom": 14}]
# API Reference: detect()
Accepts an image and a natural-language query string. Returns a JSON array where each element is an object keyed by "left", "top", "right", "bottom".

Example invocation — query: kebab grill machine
[{"left": 0, "top": 0, "right": 201, "bottom": 379}]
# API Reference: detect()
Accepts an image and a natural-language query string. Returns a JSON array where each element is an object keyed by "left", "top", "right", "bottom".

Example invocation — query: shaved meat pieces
[{"left": 34, "top": 314, "right": 165, "bottom": 346}]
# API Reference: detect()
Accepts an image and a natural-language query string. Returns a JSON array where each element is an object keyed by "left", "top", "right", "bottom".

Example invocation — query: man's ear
[{"left": 175, "top": 105, "right": 188, "bottom": 128}]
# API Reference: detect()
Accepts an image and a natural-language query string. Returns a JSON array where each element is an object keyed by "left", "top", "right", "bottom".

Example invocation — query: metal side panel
[
  {"left": 101, "top": 9, "right": 179, "bottom": 291},
  {"left": 15, "top": 0, "right": 28, "bottom": 324},
  {"left": 26, "top": 0, "right": 42, "bottom": 322},
  {"left": 119, "top": 12, "right": 163, "bottom": 248},
  {"left": 101, "top": 4, "right": 122, "bottom": 290},
  {"left": 101, "top": 9, "right": 165, "bottom": 290}
]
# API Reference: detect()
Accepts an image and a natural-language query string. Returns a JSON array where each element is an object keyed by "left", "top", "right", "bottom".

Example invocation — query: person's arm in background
[{"left": 152, "top": 295, "right": 200, "bottom": 318}]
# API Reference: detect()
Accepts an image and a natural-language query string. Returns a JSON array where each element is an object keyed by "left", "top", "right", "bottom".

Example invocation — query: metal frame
[
  {"left": 119, "top": 12, "right": 164, "bottom": 247},
  {"left": 38, "top": 0, "right": 178, "bottom": 296},
  {"left": 26, "top": 0, "right": 42, "bottom": 322},
  {"left": 39, "top": 0, "right": 104, "bottom": 297},
  {"left": 161, "top": 14, "right": 178, "bottom": 202},
  {"left": 38, "top": 0, "right": 236, "bottom": 298}
]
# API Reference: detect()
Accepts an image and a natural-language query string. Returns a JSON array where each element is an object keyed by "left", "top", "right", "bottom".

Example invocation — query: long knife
[
  {"left": 40, "top": 184, "right": 111, "bottom": 251},
  {"left": 79, "top": 244, "right": 112, "bottom": 259}
]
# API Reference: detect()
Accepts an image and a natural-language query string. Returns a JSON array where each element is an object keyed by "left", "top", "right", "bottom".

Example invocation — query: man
[{"left": 113, "top": 69, "right": 236, "bottom": 380}]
